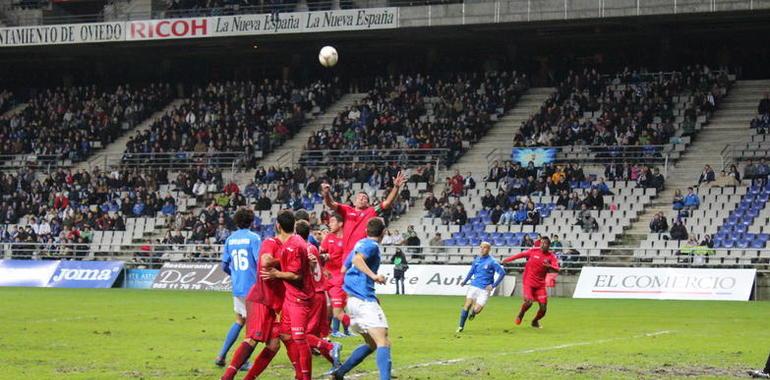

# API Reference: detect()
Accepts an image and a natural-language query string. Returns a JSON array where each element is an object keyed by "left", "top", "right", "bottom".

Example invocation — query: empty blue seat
[
  {"left": 493, "top": 238, "right": 506, "bottom": 246},
  {"left": 444, "top": 239, "right": 456, "bottom": 246},
  {"left": 736, "top": 225, "right": 748, "bottom": 233},
  {"left": 456, "top": 238, "right": 469, "bottom": 246},
  {"left": 478, "top": 209, "right": 490, "bottom": 218},
  {"left": 470, "top": 238, "right": 482, "bottom": 246},
  {"left": 737, "top": 240, "right": 750, "bottom": 249},
  {"left": 751, "top": 239, "right": 767, "bottom": 249},
  {"left": 723, "top": 240, "right": 735, "bottom": 248},
  {"left": 504, "top": 237, "right": 518, "bottom": 246}
]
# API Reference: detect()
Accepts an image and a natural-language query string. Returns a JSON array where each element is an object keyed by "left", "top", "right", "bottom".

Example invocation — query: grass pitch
[{"left": 0, "top": 288, "right": 768, "bottom": 379}]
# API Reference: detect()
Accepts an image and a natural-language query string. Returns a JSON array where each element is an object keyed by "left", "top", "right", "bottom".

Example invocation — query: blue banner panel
[
  {"left": 0, "top": 260, "right": 60, "bottom": 287},
  {"left": 47, "top": 261, "right": 124, "bottom": 288},
  {"left": 125, "top": 269, "right": 159, "bottom": 289},
  {"left": 512, "top": 148, "right": 556, "bottom": 167}
]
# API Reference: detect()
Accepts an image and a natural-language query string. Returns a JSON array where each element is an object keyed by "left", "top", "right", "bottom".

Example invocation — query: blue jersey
[
  {"left": 462, "top": 255, "right": 505, "bottom": 289},
  {"left": 221, "top": 229, "right": 262, "bottom": 297},
  {"left": 343, "top": 238, "right": 381, "bottom": 302}
]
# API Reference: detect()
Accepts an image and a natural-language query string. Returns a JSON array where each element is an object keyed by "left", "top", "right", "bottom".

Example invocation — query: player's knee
[
  {"left": 235, "top": 315, "right": 246, "bottom": 325},
  {"left": 245, "top": 338, "right": 257, "bottom": 347},
  {"left": 267, "top": 339, "right": 281, "bottom": 352}
]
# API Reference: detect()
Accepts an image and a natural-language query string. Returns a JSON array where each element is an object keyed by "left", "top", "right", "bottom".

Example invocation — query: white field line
[{"left": 340, "top": 330, "right": 674, "bottom": 379}]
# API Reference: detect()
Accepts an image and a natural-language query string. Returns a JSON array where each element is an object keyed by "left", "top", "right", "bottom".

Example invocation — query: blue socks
[
  {"left": 459, "top": 309, "right": 469, "bottom": 328},
  {"left": 337, "top": 344, "right": 373, "bottom": 375},
  {"left": 332, "top": 317, "right": 340, "bottom": 333},
  {"left": 376, "top": 347, "right": 392, "bottom": 380},
  {"left": 218, "top": 322, "right": 243, "bottom": 359}
]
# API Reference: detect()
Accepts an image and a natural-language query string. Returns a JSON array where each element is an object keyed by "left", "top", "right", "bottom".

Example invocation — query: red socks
[
  {"left": 243, "top": 347, "right": 278, "bottom": 380},
  {"left": 284, "top": 339, "right": 312, "bottom": 380},
  {"left": 341, "top": 314, "right": 350, "bottom": 328},
  {"left": 518, "top": 303, "right": 532, "bottom": 319},
  {"left": 221, "top": 342, "right": 255, "bottom": 380},
  {"left": 307, "top": 335, "right": 334, "bottom": 363}
]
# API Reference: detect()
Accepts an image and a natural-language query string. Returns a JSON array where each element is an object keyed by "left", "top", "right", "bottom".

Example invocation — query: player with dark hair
[
  {"left": 294, "top": 219, "right": 342, "bottom": 372},
  {"left": 217, "top": 208, "right": 260, "bottom": 369},
  {"left": 220, "top": 207, "right": 283, "bottom": 380},
  {"left": 320, "top": 213, "right": 352, "bottom": 337},
  {"left": 330, "top": 217, "right": 392, "bottom": 380},
  {"left": 502, "top": 237, "right": 560, "bottom": 328},
  {"left": 294, "top": 209, "right": 319, "bottom": 247},
  {"left": 260, "top": 210, "right": 314, "bottom": 380},
  {"left": 322, "top": 171, "right": 406, "bottom": 265},
  {"left": 456, "top": 241, "right": 506, "bottom": 333}
]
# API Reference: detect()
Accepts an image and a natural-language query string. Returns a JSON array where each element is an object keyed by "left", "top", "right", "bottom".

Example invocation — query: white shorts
[
  {"left": 466, "top": 285, "right": 491, "bottom": 307},
  {"left": 233, "top": 296, "right": 247, "bottom": 317},
  {"left": 347, "top": 296, "right": 388, "bottom": 334}
]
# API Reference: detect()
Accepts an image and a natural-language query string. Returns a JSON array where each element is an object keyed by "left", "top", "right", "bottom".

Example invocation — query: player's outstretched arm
[
  {"left": 260, "top": 267, "right": 300, "bottom": 281},
  {"left": 380, "top": 171, "right": 407, "bottom": 211},
  {"left": 502, "top": 252, "right": 528, "bottom": 264},
  {"left": 321, "top": 183, "right": 338, "bottom": 210},
  {"left": 351, "top": 253, "right": 386, "bottom": 284}
]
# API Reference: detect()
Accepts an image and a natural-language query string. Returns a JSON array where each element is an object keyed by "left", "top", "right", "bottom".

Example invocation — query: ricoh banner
[
  {"left": 0, "top": 7, "right": 397, "bottom": 47},
  {"left": 375, "top": 264, "right": 516, "bottom": 296},
  {"left": 573, "top": 267, "right": 756, "bottom": 301}
]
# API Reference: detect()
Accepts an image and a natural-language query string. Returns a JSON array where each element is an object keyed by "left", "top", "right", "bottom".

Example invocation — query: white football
[{"left": 318, "top": 46, "right": 338, "bottom": 68}]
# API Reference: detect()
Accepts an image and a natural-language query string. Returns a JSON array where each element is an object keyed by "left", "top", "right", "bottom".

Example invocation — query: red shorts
[
  {"left": 545, "top": 273, "right": 558, "bottom": 288},
  {"left": 307, "top": 292, "right": 330, "bottom": 338},
  {"left": 279, "top": 300, "right": 311, "bottom": 340},
  {"left": 328, "top": 285, "right": 347, "bottom": 309},
  {"left": 523, "top": 284, "right": 548, "bottom": 303},
  {"left": 246, "top": 301, "right": 279, "bottom": 343}
]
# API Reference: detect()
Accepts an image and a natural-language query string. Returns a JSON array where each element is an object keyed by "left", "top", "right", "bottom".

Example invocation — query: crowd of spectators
[
  {"left": 0, "top": 84, "right": 171, "bottom": 161},
  {"left": 304, "top": 70, "right": 529, "bottom": 166},
  {"left": 0, "top": 90, "right": 13, "bottom": 115},
  {"left": 124, "top": 80, "right": 337, "bottom": 169},
  {"left": 751, "top": 93, "right": 769, "bottom": 133},
  {"left": 513, "top": 65, "right": 729, "bottom": 148}
]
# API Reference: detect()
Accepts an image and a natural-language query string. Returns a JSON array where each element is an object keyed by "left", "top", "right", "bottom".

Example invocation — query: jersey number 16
[{"left": 232, "top": 249, "right": 249, "bottom": 271}]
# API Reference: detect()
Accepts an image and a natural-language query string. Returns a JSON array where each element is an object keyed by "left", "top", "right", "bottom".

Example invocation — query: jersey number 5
[{"left": 232, "top": 249, "right": 249, "bottom": 271}]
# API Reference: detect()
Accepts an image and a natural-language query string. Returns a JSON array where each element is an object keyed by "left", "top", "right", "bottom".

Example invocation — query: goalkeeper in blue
[
  {"left": 330, "top": 217, "right": 391, "bottom": 380},
  {"left": 216, "top": 208, "right": 261, "bottom": 368},
  {"left": 457, "top": 241, "right": 506, "bottom": 333}
]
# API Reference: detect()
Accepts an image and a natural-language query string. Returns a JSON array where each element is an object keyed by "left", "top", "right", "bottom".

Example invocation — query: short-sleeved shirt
[
  {"left": 306, "top": 242, "right": 328, "bottom": 293},
  {"left": 504, "top": 248, "right": 560, "bottom": 288},
  {"left": 280, "top": 234, "right": 314, "bottom": 303},
  {"left": 336, "top": 203, "right": 381, "bottom": 264},
  {"left": 246, "top": 237, "right": 285, "bottom": 311},
  {"left": 320, "top": 232, "right": 345, "bottom": 287},
  {"left": 222, "top": 229, "right": 261, "bottom": 297},
  {"left": 343, "top": 238, "right": 381, "bottom": 302}
]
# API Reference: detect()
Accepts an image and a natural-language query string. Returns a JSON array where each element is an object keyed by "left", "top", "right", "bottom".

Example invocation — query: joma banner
[
  {"left": 573, "top": 267, "right": 756, "bottom": 301},
  {"left": 151, "top": 262, "right": 231, "bottom": 291}
]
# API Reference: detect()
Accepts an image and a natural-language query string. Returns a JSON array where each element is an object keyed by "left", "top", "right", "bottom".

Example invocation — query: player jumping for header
[
  {"left": 502, "top": 236, "right": 560, "bottom": 328},
  {"left": 457, "top": 241, "right": 506, "bottom": 333}
]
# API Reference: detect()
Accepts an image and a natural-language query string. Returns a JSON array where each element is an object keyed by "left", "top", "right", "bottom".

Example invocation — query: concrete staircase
[
  {"left": 620, "top": 79, "right": 770, "bottom": 247},
  {"left": 386, "top": 87, "right": 555, "bottom": 234},
  {"left": 76, "top": 99, "right": 185, "bottom": 171},
  {"left": 235, "top": 92, "right": 366, "bottom": 188}
]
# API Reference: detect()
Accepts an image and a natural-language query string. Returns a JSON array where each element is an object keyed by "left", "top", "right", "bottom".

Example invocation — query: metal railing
[
  {"left": 0, "top": 153, "right": 70, "bottom": 173},
  {"left": 720, "top": 142, "right": 769, "bottom": 170},
  {"left": 2, "top": 242, "right": 768, "bottom": 272},
  {"left": 486, "top": 145, "right": 672, "bottom": 176},
  {"left": 3, "top": 0, "right": 768, "bottom": 29},
  {"left": 94, "top": 151, "right": 247, "bottom": 171},
  {"left": 297, "top": 148, "right": 449, "bottom": 181}
]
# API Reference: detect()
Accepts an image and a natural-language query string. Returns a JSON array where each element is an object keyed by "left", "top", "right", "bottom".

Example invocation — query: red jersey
[
  {"left": 502, "top": 248, "right": 560, "bottom": 288},
  {"left": 280, "top": 234, "right": 314, "bottom": 303},
  {"left": 320, "top": 232, "right": 345, "bottom": 286},
  {"left": 306, "top": 242, "right": 328, "bottom": 293},
  {"left": 336, "top": 203, "right": 381, "bottom": 263},
  {"left": 246, "top": 238, "right": 285, "bottom": 311}
]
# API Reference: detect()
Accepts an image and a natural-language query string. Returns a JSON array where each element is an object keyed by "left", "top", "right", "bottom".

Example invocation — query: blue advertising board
[
  {"left": 0, "top": 260, "right": 60, "bottom": 287},
  {"left": 47, "top": 261, "right": 124, "bottom": 288},
  {"left": 125, "top": 269, "right": 159, "bottom": 289},
  {"left": 511, "top": 148, "right": 556, "bottom": 167}
]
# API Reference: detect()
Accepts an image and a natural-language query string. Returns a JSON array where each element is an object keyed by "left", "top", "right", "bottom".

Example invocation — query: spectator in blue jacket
[
  {"left": 499, "top": 206, "right": 516, "bottom": 225},
  {"left": 592, "top": 177, "right": 613, "bottom": 196},
  {"left": 682, "top": 187, "right": 700, "bottom": 211},
  {"left": 161, "top": 201, "right": 177, "bottom": 216},
  {"left": 513, "top": 203, "right": 528, "bottom": 224},
  {"left": 132, "top": 200, "right": 146, "bottom": 217}
]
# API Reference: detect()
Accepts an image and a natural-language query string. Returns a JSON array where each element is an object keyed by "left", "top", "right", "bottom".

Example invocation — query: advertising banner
[
  {"left": 0, "top": 22, "right": 124, "bottom": 47},
  {"left": 125, "top": 269, "right": 160, "bottom": 289},
  {"left": 151, "top": 262, "right": 231, "bottom": 291},
  {"left": 47, "top": 261, "right": 124, "bottom": 288},
  {"left": 511, "top": 148, "right": 557, "bottom": 167},
  {"left": 573, "top": 267, "right": 756, "bottom": 301},
  {"left": 0, "top": 260, "right": 60, "bottom": 287},
  {"left": 375, "top": 264, "right": 514, "bottom": 296}
]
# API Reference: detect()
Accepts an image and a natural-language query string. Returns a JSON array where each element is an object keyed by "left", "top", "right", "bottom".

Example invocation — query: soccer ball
[{"left": 318, "top": 46, "right": 338, "bottom": 68}]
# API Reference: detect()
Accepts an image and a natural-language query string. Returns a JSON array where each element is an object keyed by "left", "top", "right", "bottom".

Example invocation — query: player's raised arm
[
  {"left": 321, "top": 182, "right": 339, "bottom": 210},
  {"left": 380, "top": 171, "right": 407, "bottom": 211},
  {"left": 351, "top": 253, "right": 386, "bottom": 284},
  {"left": 502, "top": 250, "right": 529, "bottom": 264}
]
